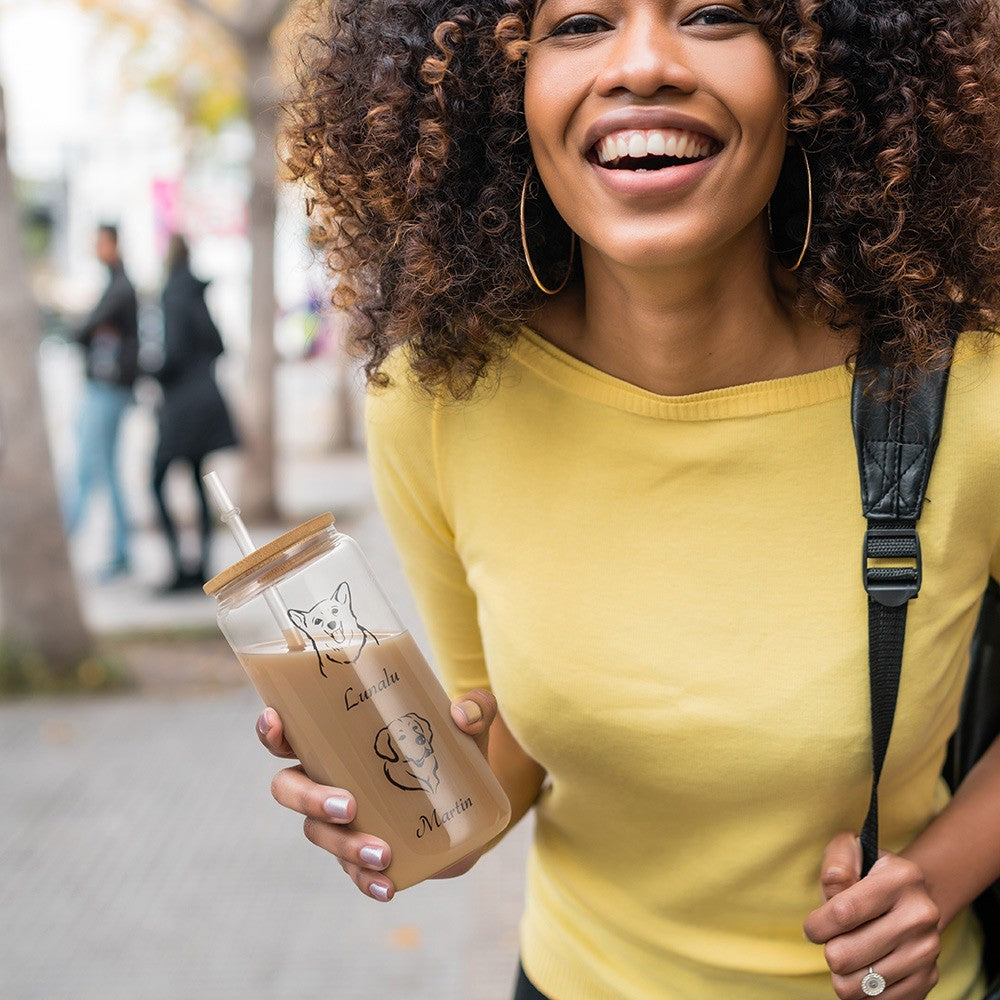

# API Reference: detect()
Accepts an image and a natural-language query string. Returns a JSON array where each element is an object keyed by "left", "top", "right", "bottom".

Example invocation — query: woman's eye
[
  {"left": 685, "top": 6, "right": 751, "bottom": 26},
  {"left": 547, "top": 14, "right": 610, "bottom": 38}
]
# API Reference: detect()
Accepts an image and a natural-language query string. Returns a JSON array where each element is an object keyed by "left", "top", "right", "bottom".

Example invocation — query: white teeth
[{"left": 594, "top": 128, "right": 716, "bottom": 167}]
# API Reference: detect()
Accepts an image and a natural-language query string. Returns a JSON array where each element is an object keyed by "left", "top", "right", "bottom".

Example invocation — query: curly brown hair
[{"left": 282, "top": 0, "right": 1000, "bottom": 396}]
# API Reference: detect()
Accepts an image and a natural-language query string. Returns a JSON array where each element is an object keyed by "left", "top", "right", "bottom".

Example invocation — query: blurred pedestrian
[
  {"left": 63, "top": 223, "right": 139, "bottom": 581},
  {"left": 150, "top": 234, "right": 238, "bottom": 592}
]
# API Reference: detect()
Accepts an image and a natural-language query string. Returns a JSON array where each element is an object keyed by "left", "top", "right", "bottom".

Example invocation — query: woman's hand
[
  {"left": 803, "top": 832, "right": 942, "bottom": 999},
  {"left": 255, "top": 689, "right": 499, "bottom": 902}
]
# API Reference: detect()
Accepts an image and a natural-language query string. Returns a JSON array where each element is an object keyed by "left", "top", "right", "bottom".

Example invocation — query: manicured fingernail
[
  {"left": 360, "top": 845, "right": 386, "bottom": 868},
  {"left": 257, "top": 709, "right": 274, "bottom": 735},
  {"left": 369, "top": 883, "right": 390, "bottom": 901},
  {"left": 456, "top": 700, "right": 482, "bottom": 725},
  {"left": 323, "top": 795, "right": 351, "bottom": 820}
]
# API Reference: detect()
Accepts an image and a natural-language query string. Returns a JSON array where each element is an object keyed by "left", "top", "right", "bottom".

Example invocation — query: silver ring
[{"left": 861, "top": 966, "right": 886, "bottom": 996}]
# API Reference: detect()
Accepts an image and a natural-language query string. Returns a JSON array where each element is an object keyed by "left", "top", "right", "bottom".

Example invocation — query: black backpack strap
[{"left": 851, "top": 356, "right": 952, "bottom": 875}]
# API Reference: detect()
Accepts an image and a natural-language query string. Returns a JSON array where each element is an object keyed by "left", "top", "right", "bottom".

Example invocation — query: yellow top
[{"left": 365, "top": 327, "right": 998, "bottom": 1000}]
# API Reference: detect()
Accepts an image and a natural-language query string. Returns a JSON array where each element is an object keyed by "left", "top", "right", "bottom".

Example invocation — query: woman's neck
[{"left": 531, "top": 235, "right": 850, "bottom": 397}]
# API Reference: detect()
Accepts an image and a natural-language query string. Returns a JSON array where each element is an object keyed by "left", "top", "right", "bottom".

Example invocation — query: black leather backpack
[{"left": 851, "top": 346, "right": 1000, "bottom": 992}]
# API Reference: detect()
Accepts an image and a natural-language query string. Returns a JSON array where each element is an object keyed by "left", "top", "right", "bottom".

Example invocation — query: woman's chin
[{"left": 581, "top": 236, "right": 734, "bottom": 276}]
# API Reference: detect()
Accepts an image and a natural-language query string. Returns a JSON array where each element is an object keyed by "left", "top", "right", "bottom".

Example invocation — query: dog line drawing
[
  {"left": 374, "top": 713, "right": 440, "bottom": 793},
  {"left": 288, "top": 582, "right": 379, "bottom": 678}
]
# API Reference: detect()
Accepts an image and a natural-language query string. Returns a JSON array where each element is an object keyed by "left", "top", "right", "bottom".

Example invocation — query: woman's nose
[{"left": 594, "top": 18, "right": 698, "bottom": 98}]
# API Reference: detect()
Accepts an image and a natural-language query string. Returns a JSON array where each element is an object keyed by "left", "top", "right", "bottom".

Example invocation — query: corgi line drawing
[{"left": 288, "top": 582, "right": 379, "bottom": 677}]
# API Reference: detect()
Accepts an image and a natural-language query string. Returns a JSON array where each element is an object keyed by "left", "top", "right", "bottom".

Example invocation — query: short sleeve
[{"left": 364, "top": 353, "right": 490, "bottom": 696}]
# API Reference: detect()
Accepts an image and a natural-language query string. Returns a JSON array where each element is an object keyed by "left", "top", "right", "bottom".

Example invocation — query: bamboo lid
[{"left": 203, "top": 513, "right": 336, "bottom": 597}]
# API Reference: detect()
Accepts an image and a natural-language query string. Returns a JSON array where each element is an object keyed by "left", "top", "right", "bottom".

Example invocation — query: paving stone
[{"left": 0, "top": 689, "right": 531, "bottom": 1000}]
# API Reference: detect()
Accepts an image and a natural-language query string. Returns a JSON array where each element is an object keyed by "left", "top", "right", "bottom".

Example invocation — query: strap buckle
[{"left": 862, "top": 527, "right": 922, "bottom": 607}]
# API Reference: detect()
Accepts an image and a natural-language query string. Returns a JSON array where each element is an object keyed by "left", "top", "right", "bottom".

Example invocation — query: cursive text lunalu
[{"left": 344, "top": 666, "right": 400, "bottom": 711}]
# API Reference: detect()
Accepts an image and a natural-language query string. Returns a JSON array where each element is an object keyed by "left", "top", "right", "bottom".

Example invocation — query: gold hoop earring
[
  {"left": 520, "top": 168, "right": 576, "bottom": 296},
  {"left": 767, "top": 145, "right": 813, "bottom": 272}
]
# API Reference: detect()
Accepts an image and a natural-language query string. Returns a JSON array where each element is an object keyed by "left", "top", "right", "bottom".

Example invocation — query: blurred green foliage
[
  {"left": 76, "top": 0, "right": 249, "bottom": 134},
  {"left": 0, "top": 636, "right": 135, "bottom": 697}
]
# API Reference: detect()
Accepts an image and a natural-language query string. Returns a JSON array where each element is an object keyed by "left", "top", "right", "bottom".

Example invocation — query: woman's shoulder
[
  {"left": 946, "top": 330, "right": 1000, "bottom": 438},
  {"left": 366, "top": 344, "right": 435, "bottom": 403},
  {"left": 950, "top": 330, "right": 1000, "bottom": 389},
  {"left": 366, "top": 338, "right": 518, "bottom": 418},
  {"left": 364, "top": 347, "right": 441, "bottom": 456}
]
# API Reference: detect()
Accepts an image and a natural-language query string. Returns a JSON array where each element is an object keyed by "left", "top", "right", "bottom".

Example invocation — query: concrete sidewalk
[
  {"left": 2, "top": 449, "right": 532, "bottom": 1000},
  {"left": 1, "top": 690, "right": 531, "bottom": 1000}
]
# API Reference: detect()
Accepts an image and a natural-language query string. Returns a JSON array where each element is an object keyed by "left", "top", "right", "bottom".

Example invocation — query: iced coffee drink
[{"left": 205, "top": 514, "right": 511, "bottom": 889}]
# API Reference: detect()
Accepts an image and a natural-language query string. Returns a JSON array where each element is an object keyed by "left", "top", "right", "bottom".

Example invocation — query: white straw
[{"left": 203, "top": 472, "right": 304, "bottom": 651}]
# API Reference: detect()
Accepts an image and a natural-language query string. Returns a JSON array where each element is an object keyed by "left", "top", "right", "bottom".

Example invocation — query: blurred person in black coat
[{"left": 152, "top": 235, "right": 238, "bottom": 591}]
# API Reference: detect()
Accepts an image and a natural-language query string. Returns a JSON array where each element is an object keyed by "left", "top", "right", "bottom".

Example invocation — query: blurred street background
[{"left": 0, "top": 2, "right": 530, "bottom": 998}]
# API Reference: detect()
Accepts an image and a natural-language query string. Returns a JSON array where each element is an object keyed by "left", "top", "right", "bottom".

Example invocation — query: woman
[
  {"left": 260, "top": 2, "right": 1000, "bottom": 997},
  {"left": 151, "top": 235, "right": 238, "bottom": 591}
]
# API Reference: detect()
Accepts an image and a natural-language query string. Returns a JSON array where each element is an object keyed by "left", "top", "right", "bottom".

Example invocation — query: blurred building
[{"left": 0, "top": 0, "right": 319, "bottom": 351}]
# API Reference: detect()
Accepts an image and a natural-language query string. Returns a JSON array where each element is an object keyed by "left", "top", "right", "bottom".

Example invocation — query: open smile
[{"left": 589, "top": 127, "right": 722, "bottom": 173}]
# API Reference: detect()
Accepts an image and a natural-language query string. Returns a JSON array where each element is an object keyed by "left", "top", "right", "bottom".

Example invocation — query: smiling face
[{"left": 524, "top": 0, "right": 789, "bottom": 273}]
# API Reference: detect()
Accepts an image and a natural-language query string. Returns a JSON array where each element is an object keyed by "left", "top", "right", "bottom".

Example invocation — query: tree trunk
[
  {"left": 0, "top": 82, "right": 92, "bottom": 673},
  {"left": 332, "top": 319, "right": 358, "bottom": 453},
  {"left": 176, "top": 0, "right": 288, "bottom": 521},
  {"left": 239, "top": 39, "right": 280, "bottom": 522}
]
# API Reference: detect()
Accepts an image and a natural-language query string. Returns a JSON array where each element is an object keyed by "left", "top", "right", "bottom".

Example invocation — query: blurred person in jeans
[{"left": 63, "top": 223, "right": 139, "bottom": 581}]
